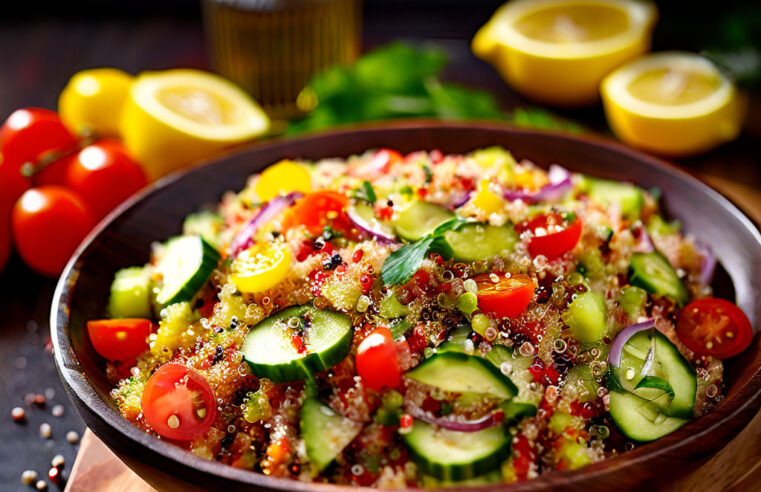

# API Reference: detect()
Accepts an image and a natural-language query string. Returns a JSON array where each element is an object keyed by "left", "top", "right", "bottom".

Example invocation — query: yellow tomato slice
[
  {"left": 230, "top": 242, "right": 291, "bottom": 294},
  {"left": 255, "top": 160, "right": 312, "bottom": 202}
]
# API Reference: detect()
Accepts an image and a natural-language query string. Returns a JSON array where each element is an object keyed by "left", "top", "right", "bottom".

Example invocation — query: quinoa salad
[{"left": 88, "top": 147, "right": 753, "bottom": 487}]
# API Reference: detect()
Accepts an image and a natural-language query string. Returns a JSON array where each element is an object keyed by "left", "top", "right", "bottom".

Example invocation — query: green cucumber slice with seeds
[
  {"left": 404, "top": 420, "right": 511, "bottom": 481},
  {"left": 108, "top": 266, "right": 153, "bottom": 318},
  {"left": 444, "top": 223, "right": 518, "bottom": 262},
  {"left": 241, "top": 304, "right": 352, "bottom": 382},
  {"left": 406, "top": 351, "right": 517, "bottom": 400},
  {"left": 629, "top": 251, "right": 688, "bottom": 306},
  {"left": 155, "top": 235, "right": 220, "bottom": 308},
  {"left": 562, "top": 291, "right": 607, "bottom": 344},
  {"left": 182, "top": 211, "right": 224, "bottom": 248},
  {"left": 301, "top": 397, "right": 363, "bottom": 472},
  {"left": 613, "top": 330, "right": 696, "bottom": 418},
  {"left": 608, "top": 391, "right": 689, "bottom": 442},
  {"left": 584, "top": 177, "right": 644, "bottom": 220},
  {"left": 394, "top": 201, "right": 454, "bottom": 242}
]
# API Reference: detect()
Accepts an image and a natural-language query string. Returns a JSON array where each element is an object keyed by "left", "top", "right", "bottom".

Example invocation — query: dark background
[{"left": 1, "top": 1, "right": 759, "bottom": 490}]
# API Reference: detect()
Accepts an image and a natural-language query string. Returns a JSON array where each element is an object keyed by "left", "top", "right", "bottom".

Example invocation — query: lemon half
[
  {"left": 121, "top": 69, "right": 270, "bottom": 179},
  {"left": 473, "top": 0, "right": 657, "bottom": 106},
  {"left": 601, "top": 52, "right": 746, "bottom": 156}
]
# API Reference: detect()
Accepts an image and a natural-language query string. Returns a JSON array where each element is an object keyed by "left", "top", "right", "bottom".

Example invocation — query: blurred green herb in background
[
  {"left": 286, "top": 42, "right": 582, "bottom": 135},
  {"left": 701, "top": 5, "right": 761, "bottom": 88}
]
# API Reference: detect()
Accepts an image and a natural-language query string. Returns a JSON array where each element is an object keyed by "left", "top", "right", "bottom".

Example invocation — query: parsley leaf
[
  {"left": 380, "top": 218, "right": 464, "bottom": 285},
  {"left": 352, "top": 180, "right": 377, "bottom": 204}
]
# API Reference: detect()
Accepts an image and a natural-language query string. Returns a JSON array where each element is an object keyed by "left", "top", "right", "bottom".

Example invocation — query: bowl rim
[{"left": 52, "top": 120, "right": 761, "bottom": 491}]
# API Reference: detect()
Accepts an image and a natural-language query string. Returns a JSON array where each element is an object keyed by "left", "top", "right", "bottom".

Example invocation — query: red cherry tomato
[
  {"left": 11, "top": 186, "right": 95, "bottom": 276},
  {"left": 356, "top": 326, "right": 401, "bottom": 391},
  {"left": 0, "top": 164, "right": 32, "bottom": 271},
  {"left": 519, "top": 212, "right": 582, "bottom": 259},
  {"left": 353, "top": 148, "right": 403, "bottom": 180},
  {"left": 141, "top": 364, "right": 217, "bottom": 441},
  {"left": 0, "top": 108, "right": 77, "bottom": 183},
  {"left": 64, "top": 140, "right": 147, "bottom": 219},
  {"left": 87, "top": 318, "right": 153, "bottom": 361},
  {"left": 281, "top": 190, "right": 354, "bottom": 237},
  {"left": 676, "top": 298, "right": 753, "bottom": 359},
  {"left": 474, "top": 273, "right": 536, "bottom": 319}
]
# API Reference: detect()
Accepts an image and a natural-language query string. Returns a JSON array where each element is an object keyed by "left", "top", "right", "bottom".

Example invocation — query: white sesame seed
[
  {"left": 65, "top": 431, "right": 80, "bottom": 444},
  {"left": 21, "top": 470, "right": 38, "bottom": 485},
  {"left": 167, "top": 415, "right": 180, "bottom": 429}
]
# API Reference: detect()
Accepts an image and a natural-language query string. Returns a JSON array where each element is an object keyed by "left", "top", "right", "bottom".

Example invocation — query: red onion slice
[
  {"left": 502, "top": 164, "right": 573, "bottom": 203},
  {"left": 607, "top": 319, "right": 656, "bottom": 368},
  {"left": 450, "top": 190, "right": 473, "bottom": 209},
  {"left": 697, "top": 242, "right": 717, "bottom": 285},
  {"left": 346, "top": 204, "right": 397, "bottom": 244},
  {"left": 229, "top": 192, "right": 303, "bottom": 257},
  {"left": 404, "top": 402, "right": 505, "bottom": 432},
  {"left": 633, "top": 224, "right": 655, "bottom": 253}
]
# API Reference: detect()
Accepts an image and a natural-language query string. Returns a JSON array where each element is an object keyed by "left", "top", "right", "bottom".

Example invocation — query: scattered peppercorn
[{"left": 322, "top": 253, "right": 343, "bottom": 270}]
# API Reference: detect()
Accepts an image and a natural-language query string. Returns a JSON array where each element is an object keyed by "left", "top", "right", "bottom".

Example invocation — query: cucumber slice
[
  {"left": 619, "top": 286, "right": 648, "bottom": 319},
  {"left": 584, "top": 177, "right": 644, "bottom": 220},
  {"left": 394, "top": 201, "right": 453, "bottom": 242},
  {"left": 406, "top": 351, "right": 517, "bottom": 400},
  {"left": 155, "top": 235, "right": 220, "bottom": 308},
  {"left": 501, "top": 400, "right": 537, "bottom": 424},
  {"left": 403, "top": 420, "right": 510, "bottom": 481},
  {"left": 301, "top": 397, "right": 363, "bottom": 472},
  {"left": 562, "top": 291, "right": 607, "bottom": 344},
  {"left": 629, "top": 252, "right": 688, "bottom": 306},
  {"left": 444, "top": 223, "right": 517, "bottom": 262},
  {"left": 108, "top": 266, "right": 153, "bottom": 318},
  {"left": 614, "top": 330, "right": 696, "bottom": 418},
  {"left": 241, "top": 304, "right": 352, "bottom": 382},
  {"left": 182, "top": 211, "right": 224, "bottom": 248},
  {"left": 609, "top": 391, "right": 689, "bottom": 442}
]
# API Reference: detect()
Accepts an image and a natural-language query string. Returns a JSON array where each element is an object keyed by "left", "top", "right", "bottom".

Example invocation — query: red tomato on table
[
  {"left": 11, "top": 186, "right": 94, "bottom": 277},
  {"left": 0, "top": 108, "right": 78, "bottom": 184},
  {"left": 141, "top": 364, "right": 218, "bottom": 441},
  {"left": 356, "top": 326, "right": 401, "bottom": 391},
  {"left": 677, "top": 298, "right": 753, "bottom": 359},
  {"left": 519, "top": 212, "right": 582, "bottom": 259},
  {"left": 64, "top": 140, "right": 147, "bottom": 219},
  {"left": 473, "top": 273, "right": 536, "bottom": 319},
  {"left": 87, "top": 318, "right": 153, "bottom": 361}
]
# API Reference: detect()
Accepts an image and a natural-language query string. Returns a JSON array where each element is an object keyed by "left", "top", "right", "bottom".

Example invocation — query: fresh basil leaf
[
  {"left": 389, "top": 320, "right": 414, "bottom": 340},
  {"left": 605, "top": 369, "right": 626, "bottom": 393},
  {"left": 381, "top": 219, "right": 461, "bottom": 285}
]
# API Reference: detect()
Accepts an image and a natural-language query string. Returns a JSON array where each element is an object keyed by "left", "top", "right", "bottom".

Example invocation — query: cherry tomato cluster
[{"left": 0, "top": 108, "right": 147, "bottom": 276}]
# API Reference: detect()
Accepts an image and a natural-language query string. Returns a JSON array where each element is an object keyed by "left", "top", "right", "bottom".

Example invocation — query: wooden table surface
[{"left": 1, "top": 3, "right": 759, "bottom": 490}]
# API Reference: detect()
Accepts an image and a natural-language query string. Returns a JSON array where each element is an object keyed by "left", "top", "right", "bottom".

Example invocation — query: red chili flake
[
  {"left": 416, "top": 188, "right": 428, "bottom": 198},
  {"left": 335, "top": 264, "right": 346, "bottom": 276},
  {"left": 539, "top": 398, "right": 555, "bottom": 418},
  {"left": 291, "top": 335, "right": 307, "bottom": 354},
  {"left": 458, "top": 176, "right": 474, "bottom": 191},
  {"left": 407, "top": 325, "right": 427, "bottom": 353},
  {"left": 544, "top": 364, "right": 560, "bottom": 385},
  {"left": 420, "top": 396, "right": 442, "bottom": 413},
  {"left": 360, "top": 274, "right": 373, "bottom": 294},
  {"left": 570, "top": 399, "right": 602, "bottom": 419},
  {"left": 528, "top": 359, "right": 545, "bottom": 383},
  {"left": 412, "top": 269, "right": 430, "bottom": 290},
  {"left": 378, "top": 206, "right": 393, "bottom": 221},
  {"left": 352, "top": 249, "right": 364, "bottom": 263},
  {"left": 429, "top": 253, "right": 444, "bottom": 265},
  {"left": 399, "top": 414, "right": 413, "bottom": 429},
  {"left": 512, "top": 434, "right": 536, "bottom": 480},
  {"left": 308, "top": 270, "right": 327, "bottom": 297}
]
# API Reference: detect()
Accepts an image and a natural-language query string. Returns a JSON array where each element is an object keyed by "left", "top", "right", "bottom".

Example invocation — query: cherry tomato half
[
  {"left": 64, "top": 140, "right": 147, "bottom": 219},
  {"left": 356, "top": 326, "right": 401, "bottom": 391},
  {"left": 519, "top": 212, "right": 582, "bottom": 260},
  {"left": 87, "top": 318, "right": 153, "bottom": 361},
  {"left": 281, "top": 190, "right": 353, "bottom": 237},
  {"left": 141, "top": 364, "right": 218, "bottom": 441},
  {"left": 677, "top": 298, "right": 753, "bottom": 359},
  {"left": 0, "top": 108, "right": 78, "bottom": 183},
  {"left": 474, "top": 273, "right": 536, "bottom": 319},
  {"left": 11, "top": 186, "right": 95, "bottom": 277},
  {"left": 352, "top": 148, "right": 403, "bottom": 180}
]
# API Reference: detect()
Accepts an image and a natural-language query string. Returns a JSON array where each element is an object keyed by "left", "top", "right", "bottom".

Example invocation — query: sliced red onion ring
[
  {"left": 229, "top": 192, "right": 303, "bottom": 257},
  {"left": 404, "top": 402, "right": 505, "bottom": 432},
  {"left": 633, "top": 224, "right": 655, "bottom": 253},
  {"left": 346, "top": 204, "right": 397, "bottom": 244},
  {"left": 450, "top": 190, "right": 473, "bottom": 208},
  {"left": 502, "top": 164, "right": 573, "bottom": 203},
  {"left": 607, "top": 319, "right": 656, "bottom": 368},
  {"left": 697, "top": 242, "right": 717, "bottom": 285}
]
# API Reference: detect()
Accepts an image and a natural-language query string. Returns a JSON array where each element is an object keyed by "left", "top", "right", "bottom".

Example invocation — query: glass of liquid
[{"left": 202, "top": 0, "right": 362, "bottom": 121}]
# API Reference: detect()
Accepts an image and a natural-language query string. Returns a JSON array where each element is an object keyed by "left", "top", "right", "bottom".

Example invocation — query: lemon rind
[
  {"left": 130, "top": 69, "right": 270, "bottom": 142},
  {"left": 601, "top": 52, "right": 734, "bottom": 119},
  {"left": 488, "top": 0, "right": 657, "bottom": 60}
]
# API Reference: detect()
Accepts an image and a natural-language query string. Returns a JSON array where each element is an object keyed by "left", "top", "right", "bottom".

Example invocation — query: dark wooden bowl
[{"left": 52, "top": 121, "right": 761, "bottom": 491}]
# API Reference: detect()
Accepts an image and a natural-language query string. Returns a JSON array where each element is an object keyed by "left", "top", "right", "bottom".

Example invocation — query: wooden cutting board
[{"left": 65, "top": 175, "right": 761, "bottom": 492}]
